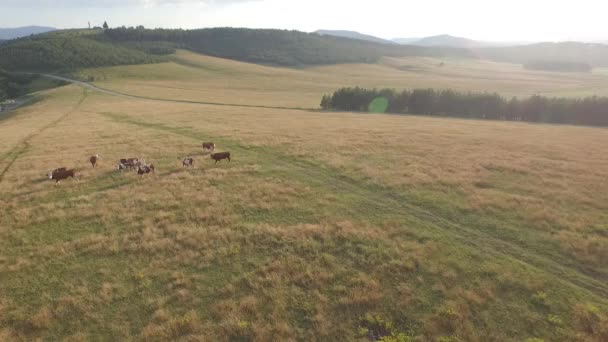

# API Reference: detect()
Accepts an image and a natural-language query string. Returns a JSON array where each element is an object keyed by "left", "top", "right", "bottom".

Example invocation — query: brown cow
[
  {"left": 211, "top": 152, "right": 231, "bottom": 164},
  {"left": 48, "top": 169, "right": 80, "bottom": 184},
  {"left": 137, "top": 164, "right": 155, "bottom": 177},
  {"left": 202, "top": 142, "right": 216, "bottom": 151},
  {"left": 182, "top": 157, "right": 194, "bottom": 167},
  {"left": 90, "top": 154, "right": 101, "bottom": 168}
]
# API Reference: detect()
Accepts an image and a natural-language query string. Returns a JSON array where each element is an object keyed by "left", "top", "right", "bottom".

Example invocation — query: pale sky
[{"left": 0, "top": 0, "right": 606, "bottom": 42}]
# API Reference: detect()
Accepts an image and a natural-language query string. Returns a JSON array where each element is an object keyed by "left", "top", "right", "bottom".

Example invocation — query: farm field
[
  {"left": 1, "top": 56, "right": 608, "bottom": 341},
  {"left": 77, "top": 50, "right": 608, "bottom": 109}
]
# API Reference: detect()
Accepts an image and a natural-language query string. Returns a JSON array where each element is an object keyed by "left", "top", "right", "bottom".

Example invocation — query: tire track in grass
[
  {"left": 0, "top": 89, "right": 88, "bottom": 183},
  {"left": 100, "top": 112, "right": 608, "bottom": 302}
]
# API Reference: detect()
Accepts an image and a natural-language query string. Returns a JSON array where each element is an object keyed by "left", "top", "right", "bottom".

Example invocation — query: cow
[
  {"left": 90, "top": 154, "right": 101, "bottom": 168},
  {"left": 52, "top": 167, "right": 67, "bottom": 173},
  {"left": 137, "top": 164, "right": 155, "bottom": 177},
  {"left": 202, "top": 142, "right": 215, "bottom": 152},
  {"left": 48, "top": 169, "right": 79, "bottom": 184},
  {"left": 211, "top": 152, "right": 231, "bottom": 164},
  {"left": 119, "top": 158, "right": 140, "bottom": 169},
  {"left": 182, "top": 157, "right": 194, "bottom": 167}
]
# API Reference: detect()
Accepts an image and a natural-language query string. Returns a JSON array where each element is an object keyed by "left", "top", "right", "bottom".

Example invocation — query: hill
[
  {"left": 0, "top": 30, "right": 164, "bottom": 71},
  {"left": 314, "top": 29, "right": 396, "bottom": 45},
  {"left": 392, "top": 37, "right": 421, "bottom": 45},
  {"left": 0, "top": 26, "right": 56, "bottom": 40},
  {"left": 0, "top": 27, "right": 473, "bottom": 71},
  {"left": 102, "top": 27, "right": 472, "bottom": 66},
  {"left": 412, "top": 34, "right": 483, "bottom": 48},
  {"left": 478, "top": 42, "right": 608, "bottom": 67}
]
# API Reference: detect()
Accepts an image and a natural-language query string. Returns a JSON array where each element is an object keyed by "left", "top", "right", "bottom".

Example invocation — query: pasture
[
  {"left": 77, "top": 50, "right": 608, "bottom": 109},
  {"left": 1, "top": 55, "right": 607, "bottom": 341}
]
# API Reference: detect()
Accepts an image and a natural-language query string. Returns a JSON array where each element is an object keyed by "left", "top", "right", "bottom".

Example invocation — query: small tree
[{"left": 103, "top": 21, "right": 109, "bottom": 30}]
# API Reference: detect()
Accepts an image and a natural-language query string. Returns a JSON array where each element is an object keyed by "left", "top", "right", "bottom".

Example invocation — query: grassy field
[
  {"left": 74, "top": 50, "right": 608, "bottom": 109},
  {"left": 1, "top": 56, "right": 608, "bottom": 341}
]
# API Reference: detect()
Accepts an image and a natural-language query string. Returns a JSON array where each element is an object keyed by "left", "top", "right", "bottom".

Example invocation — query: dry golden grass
[
  {"left": 76, "top": 49, "right": 608, "bottom": 109},
  {"left": 1, "top": 64, "right": 608, "bottom": 341}
]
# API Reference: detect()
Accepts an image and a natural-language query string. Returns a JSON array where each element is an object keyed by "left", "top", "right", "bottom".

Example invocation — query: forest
[
  {"left": 0, "top": 30, "right": 162, "bottom": 71},
  {"left": 102, "top": 27, "right": 472, "bottom": 65},
  {"left": 0, "top": 69, "right": 68, "bottom": 101},
  {"left": 321, "top": 87, "right": 608, "bottom": 126}
]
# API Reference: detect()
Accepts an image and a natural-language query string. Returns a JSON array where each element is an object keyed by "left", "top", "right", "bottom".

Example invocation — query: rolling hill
[
  {"left": 410, "top": 34, "right": 484, "bottom": 48},
  {"left": 314, "top": 29, "right": 396, "bottom": 45},
  {"left": 0, "top": 26, "right": 56, "bottom": 40},
  {"left": 0, "top": 27, "right": 473, "bottom": 71},
  {"left": 392, "top": 37, "right": 422, "bottom": 45},
  {"left": 478, "top": 42, "right": 608, "bottom": 67},
  {"left": 103, "top": 27, "right": 473, "bottom": 66}
]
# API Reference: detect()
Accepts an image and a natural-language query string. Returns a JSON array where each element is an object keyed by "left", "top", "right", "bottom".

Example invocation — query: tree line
[
  {"left": 103, "top": 27, "right": 472, "bottom": 66},
  {"left": 321, "top": 87, "right": 608, "bottom": 126}
]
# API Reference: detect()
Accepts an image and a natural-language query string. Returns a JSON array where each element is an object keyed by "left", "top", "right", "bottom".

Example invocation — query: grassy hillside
[
  {"left": 0, "top": 30, "right": 162, "bottom": 71},
  {"left": 74, "top": 50, "right": 608, "bottom": 110},
  {"left": 0, "top": 79, "right": 607, "bottom": 341}
]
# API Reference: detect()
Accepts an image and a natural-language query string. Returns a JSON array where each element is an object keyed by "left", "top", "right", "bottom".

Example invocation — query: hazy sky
[{"left": 1, "top": 0, "right": 606, "bottom": 42}]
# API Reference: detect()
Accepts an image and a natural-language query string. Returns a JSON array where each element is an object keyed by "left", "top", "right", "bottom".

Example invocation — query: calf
[
  {"left": 182, "top": 157, "right": 194, "bottom": 167},
  {"left": 90, "top": 154, "right": 101, "bottom": 168},
  {"left": 48, "top": 169, "right": 79, "bottom": 184},
  {"left": 202, "top": 142, "right": 215, "bottom": 151},
  {"left": 137, "top": 164, "right": 155, "bottom": 177},
  {"left": 211, "top": 152, "right": 231, "bottom": 164}
]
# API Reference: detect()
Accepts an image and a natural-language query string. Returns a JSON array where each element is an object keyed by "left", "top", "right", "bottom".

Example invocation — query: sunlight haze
[{"left": 1, "top": 0, "right": 606, "bottom": 42}]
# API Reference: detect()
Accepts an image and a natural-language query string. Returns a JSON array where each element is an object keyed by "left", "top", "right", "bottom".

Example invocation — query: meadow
[
  {"left": 1, "top": 54, "right": 607, "bottom": 341},
  {"left": 76, "top": 50, "right": 608, "bottom": 109}
]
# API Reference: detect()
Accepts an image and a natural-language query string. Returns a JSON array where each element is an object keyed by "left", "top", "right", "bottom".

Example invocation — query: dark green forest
[
  {"left": 321, "top": 87, "right": 608, "bottom": 127},
  {"left": 0, "top": 30, "right": 162, "bottom": 71},
  {"left": 0, "top": 27, "right": 473, "bottom": 71},
  {"left": 102, "top": 27, "right": 472, "bottom": 65},
  {"left": 0, "top": 69, "right": 68, "bottom": 101}
]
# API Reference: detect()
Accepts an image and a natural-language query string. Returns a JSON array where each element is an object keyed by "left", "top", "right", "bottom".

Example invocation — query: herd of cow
[{"left": 47, "top": 142, "right": 232, "bottom": 184}]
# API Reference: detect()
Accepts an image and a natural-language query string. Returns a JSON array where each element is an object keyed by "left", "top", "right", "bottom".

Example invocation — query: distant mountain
[
  {"left": 0, "top": 39, "right": 6, "bottom": 46},
  {"left": 392, "top": 37, "right": 421, "bottom": 45},
  {"left": 477, "top": 42, "right": 608, "bottom": 67},
  {"left": 314, "top": 30, "right": 396, "bottom": 45},
  {"left": 392, "top": 34, "right": 527, "bottom": 48},
  {"left": 411, "top": 34, "right": 485, "bottom": 48},
  {"left": 0, "top": 26, "right": 56, "bottom": 40}
]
